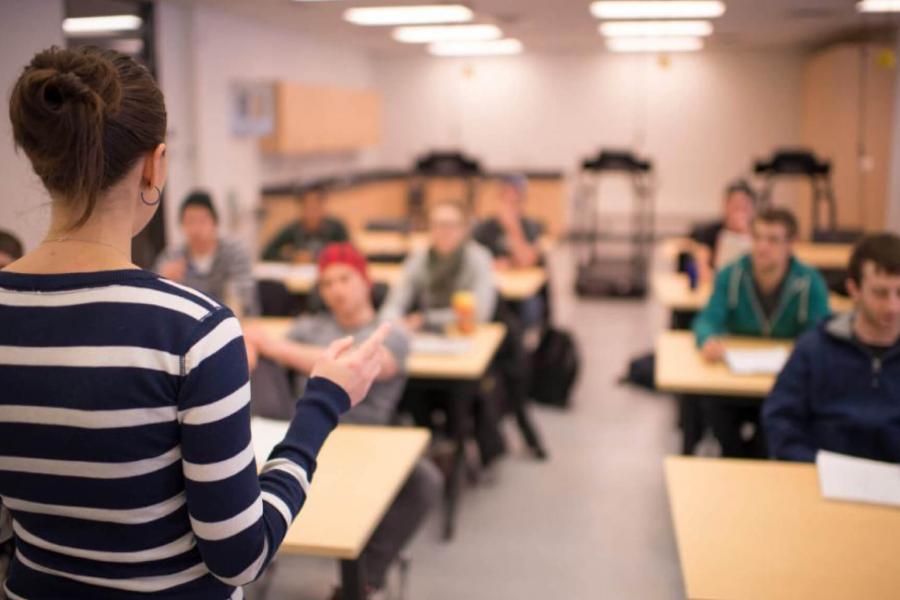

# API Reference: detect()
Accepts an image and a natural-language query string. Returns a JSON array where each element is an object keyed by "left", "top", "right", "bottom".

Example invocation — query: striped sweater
[{"left": 0, "top": 268, "right": 349, "bottom": 599}]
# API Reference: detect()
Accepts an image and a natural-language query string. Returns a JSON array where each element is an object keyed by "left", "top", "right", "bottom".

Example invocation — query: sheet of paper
[
  {"left": 817, "top": 450, "right": 900, "bottom": 508},
  {"left": 411, "top": 335, "right": 474, "bottom": 356},
  {"left": 250, "top": 416, "right": 290, "bottom": 466},
  {"left": 724, "top": 347, "right": 789, "bottom": 375}
]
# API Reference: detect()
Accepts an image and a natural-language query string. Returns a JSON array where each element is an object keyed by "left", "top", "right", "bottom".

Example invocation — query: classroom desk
[
  {"left": 252, "top": 422, "right": 429, "bottom": 600},
  {"left": 665, "top": 456, "right": 900, "bottom": 600},
  {"left": 794, "top": 242, "right": 853, "bottom": 271},
  {"left": 354, "top": 232, "right": 556, "bottom": 260},
  {"left": 244, "top": 318, "right": 507, "bottom": 539},
  {"left": 655, "top": 330, "right": 792, "bottom": 397},
  {"left": 244, "top": 318, "right": 506, "bottom": 381},
  {"left": 651, "top": 271, "right": 854, "bottom": 314},
  {"left": 254, "top": 261, "right": 548, "bottom": 302}
]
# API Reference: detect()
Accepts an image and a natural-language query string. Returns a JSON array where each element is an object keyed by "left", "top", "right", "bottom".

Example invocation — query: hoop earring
[{"left": 140, "top": 186, "right": 162, "bottom": 206}]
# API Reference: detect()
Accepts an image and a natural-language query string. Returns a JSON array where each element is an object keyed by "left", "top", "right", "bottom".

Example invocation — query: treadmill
[{"left": 572, "top": 150, "right": 655, "bottom": 298}]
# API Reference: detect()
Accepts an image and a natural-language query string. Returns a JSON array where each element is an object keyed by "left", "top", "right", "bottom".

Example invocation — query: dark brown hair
[
  {"left": 848, "top": 233, "right": 900, "bottom": 285},
  {"left": 0, "top": 230, "right": 23, "bottom": 261},
  {"left": 8, "top": 45, "right": 166, "bottom": 228},
  {"left": 753, "top": 207, "right": 798, "bottom": 240}
]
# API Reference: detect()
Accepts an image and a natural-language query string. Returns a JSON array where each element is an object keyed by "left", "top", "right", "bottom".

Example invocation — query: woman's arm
[{"left": 177, "top": 311, "right": 386, "bottom": 587}]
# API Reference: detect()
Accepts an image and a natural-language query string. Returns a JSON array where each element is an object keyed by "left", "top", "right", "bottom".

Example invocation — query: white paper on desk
[
  {"left": 411, "top": 335, "right": 473, "bottom": 356},
  {"left": 816, "top": 450, "right": 900, "bottom": 508},
  {"left": 250, "top": 416, "right": 289, "bottom": 466},
  {"left": 253, "top": 263, "right": 317, "bottom": 281},
  {"left": 724, "top": 347, "right": 789, "bottom": 375}
]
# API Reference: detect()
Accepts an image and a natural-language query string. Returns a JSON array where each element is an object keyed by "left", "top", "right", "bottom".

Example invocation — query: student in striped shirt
[{"left": 0, "top": 45, "right": 388, "bottom": 599}]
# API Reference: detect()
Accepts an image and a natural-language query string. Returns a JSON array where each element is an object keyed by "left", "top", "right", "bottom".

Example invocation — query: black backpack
[{"left": 530, "top": 327, "right": 580, "bottom": 408}]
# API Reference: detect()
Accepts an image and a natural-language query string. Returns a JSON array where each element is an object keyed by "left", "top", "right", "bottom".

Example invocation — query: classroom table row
[
  {"left": 659, "top": 237, "right": 854, "bottom": 271},
  {"left": 254, "top": 261, "right": 549, "bottom": 302},
  {"left": 651, "top": 239, "right": 887, "bottom": 600},
  {"left": 245, "top": 319, "right": 508, "bottom": 599}
]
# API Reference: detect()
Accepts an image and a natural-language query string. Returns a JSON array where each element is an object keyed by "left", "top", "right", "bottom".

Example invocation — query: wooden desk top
[
  {"left": 355, "top": 232, "right": 556, "bottom": 259},
  {"left": 651, "top": 271, "right": 853, "bottom": 314},
  {"left": 254, "top": 261, "right": 546, "bottom": 301},
  {"left": 655, "top": 330, "right": 792, "bottom": 397},
  {"left": 260, "top": 424, "right": 430, "bottom": 560},
  {"left": 794, "top": 242, "right": 853, "bottom": 271},
  {"left": 666, "top": 456, "right": 900, "bottom": 600},
  {"left": 244, "top": 318, "right": 506, "bottom": 381}
]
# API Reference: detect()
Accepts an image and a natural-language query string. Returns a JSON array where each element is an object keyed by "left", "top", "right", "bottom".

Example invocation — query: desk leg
[{"left": 340, "top": 558, "right": 366, "bottom": 600}]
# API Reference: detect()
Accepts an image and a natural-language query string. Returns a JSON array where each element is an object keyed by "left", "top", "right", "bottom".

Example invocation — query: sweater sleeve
[
  {"left": 471, "top": 247, "right": 498, "bottom": 323},
  {"left": 224, "top": 241, "right": 260, "bottom": 316},
  {"left": 261, "top": 226, "right": 295, "bottom": 262},
  {"left": 692, "top": 268, "right": 731, "bottom": 347},
  {"left": 761, "top": 337, "right": 818, "bottom": 462},
  {"left": 379, "top": 254, "right": 421, "bottom": 322},
  {"left": 177, "top": 309, "right": 349, "bottom": 587},
  {"left": 805, "top": 270, "right": 832, "bottom": 331}
]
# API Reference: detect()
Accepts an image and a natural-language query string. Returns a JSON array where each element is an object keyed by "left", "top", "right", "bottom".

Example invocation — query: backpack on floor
[{"left": 529, "top": 327, "right": 580, "bottom": 408}]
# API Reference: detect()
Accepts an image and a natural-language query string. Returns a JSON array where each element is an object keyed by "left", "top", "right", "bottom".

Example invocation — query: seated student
[
  {"left": 473, "top": 174, "right": 543, "bottom": 270},
  {"left": 381, "top": 201, "right": 546, "bottom": 460},
  {"left": 381, "top": 200, "right": 497, "bottom": 330},
  {"left": 262, "top": 184, "right": 349, "bottom": 263},
  {"left": 688, "top": 179, "right": 756, "bottom": 284},
  {"left": 0, "top": 230, "right": 24, "bottom": 269},
  {"left": 764, "top": 233, "right": 900, "bottom": 463},
  {"left": 155, "top": 190, "right": 259, "bottom": 314},
  {"left": 244, "top": 243, "right": 441, "bottom": 597},
  {"left": 693, "top": 207, "right": 831, "bottom": 457}
]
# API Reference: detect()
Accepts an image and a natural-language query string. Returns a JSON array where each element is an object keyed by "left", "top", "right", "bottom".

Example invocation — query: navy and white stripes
[{"left": 0, "top": 269, "right": 348, "bottom": 599}]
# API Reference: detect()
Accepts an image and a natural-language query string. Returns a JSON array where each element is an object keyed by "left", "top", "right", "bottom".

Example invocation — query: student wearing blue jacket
[{"left": 763, "top": 233, "right": 900, "bottom": 463}]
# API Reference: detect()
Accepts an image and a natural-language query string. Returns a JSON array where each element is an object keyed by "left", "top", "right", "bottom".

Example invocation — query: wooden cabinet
[
  {"left": 801, "top": 43, "right": 896, "bottom": 235},
  {"left": 260, "top": 82, "right": 382, "bottom": 155}
]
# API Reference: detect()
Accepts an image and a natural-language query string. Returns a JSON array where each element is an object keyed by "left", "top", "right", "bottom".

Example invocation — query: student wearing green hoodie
[{"left": 692, "top": 208, "right": 831, "bottom": 457}]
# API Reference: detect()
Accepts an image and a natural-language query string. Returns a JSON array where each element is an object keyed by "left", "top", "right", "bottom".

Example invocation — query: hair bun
[{"left": 25, "top": 46, "right": 122, "bottom": 118}]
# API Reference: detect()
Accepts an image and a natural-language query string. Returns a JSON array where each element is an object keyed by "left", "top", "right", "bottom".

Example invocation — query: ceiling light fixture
[
  {"left": 857, "top": 0, "right": 900, "bottom": 12},
  {"left": 599, "top": 20, "right": 713, "bottom": 37},
  {"left": 428, "top": 38, "right": 523, "bottom": 57},
  {"left": 590, "top": 1, "right": 725, "bottom": 19},
  {"left": 393, "top": 24, "right": 502, "bottom": 43},
  {"left": 607, "top": 36, "right": 704, "bottom": 52},
  {"left": 62, "top": 15, "right": 142, "bottom": 36},
  {"left": 344, "top": 5, "right": 473, "bottom": 26}
]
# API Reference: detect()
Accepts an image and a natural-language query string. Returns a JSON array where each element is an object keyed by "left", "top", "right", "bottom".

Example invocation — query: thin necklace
[{"left": 43, "top": 237, "right": 130, "bottom": 260}]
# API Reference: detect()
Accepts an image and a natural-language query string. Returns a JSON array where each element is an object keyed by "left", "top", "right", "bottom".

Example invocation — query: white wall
[
  {"left": 372, "top": 51, "right": 805, "bottom": 221},
  {"left": 158, "top": 3, "right": 375, "bottom": 247},
  {"left": 0, "top": 0, "right": 64, "bottom": 251}
]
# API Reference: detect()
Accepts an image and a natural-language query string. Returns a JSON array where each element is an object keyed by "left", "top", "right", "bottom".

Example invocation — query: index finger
[{"left": 354, "top": 322, "right": 392, "bottom": 361}]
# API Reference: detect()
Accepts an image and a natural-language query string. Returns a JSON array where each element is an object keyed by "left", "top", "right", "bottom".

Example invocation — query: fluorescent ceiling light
[
  {"left": 591, "top": 1, "right": 725, "bottom": 19},
  {"left": 857, "top": 0, "right": 900, "bottom": 12},
  {"left": 607, "top": 36, "right": 704, "bottom": 52},
  {"left": 344, "top": 5, "right": 473, "bottom": 26},
  {"left": 599, "top": 20, "right": 713, "bottom": 37},
  {"left": 393, "top": 24, "right": 502, "bottom": 43},
  {"left": 62, "top": 15, "right": 142, "bottom": 36},
  {"left": 429, "top": 38, "right": 523, "bottom": 57}
]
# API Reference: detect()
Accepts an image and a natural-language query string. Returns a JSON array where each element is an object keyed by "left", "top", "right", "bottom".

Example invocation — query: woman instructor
[{"left": 0, "top": 45, "right": 387, "bottom": 599}]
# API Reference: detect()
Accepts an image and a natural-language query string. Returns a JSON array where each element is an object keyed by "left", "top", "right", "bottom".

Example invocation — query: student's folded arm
[
  {"left": 267, "top": 339, "right": 323, "bottom": 375},
  {"left": 761, "top": 341, "right": 818, "bottom": 462},
  {"left": 261, "top": 228, "right": 292, "bottom": 262},
  {"left": 177, "top": 310, "right": 348, "bottom": 587},
  {"left": 692, "top": 269, "right": 730, "bottom": 347}
]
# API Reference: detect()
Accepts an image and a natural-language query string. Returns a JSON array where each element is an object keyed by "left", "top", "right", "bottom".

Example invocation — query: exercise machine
[{"left": 572, "top": 150, "right": 655, "bottom": 298}]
